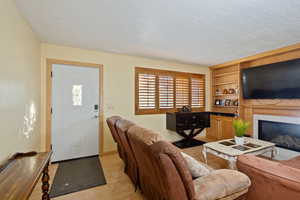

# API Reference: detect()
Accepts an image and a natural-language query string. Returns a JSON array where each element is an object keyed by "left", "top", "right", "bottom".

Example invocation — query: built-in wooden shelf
[
  {"left": 214, "top": 71, "right": 238, "bottom": 78},
  {"left": 214, "top": 94, "right": 238, "bottom": 97},
  {"left": 213, "top": 105, "right": 238, "bottom": 108},
  {"left": 211, "top": 64, "right": 240, "bottom": 114},
  {"left": 214, "top": 81, "right": 237, "bottom": 86}
]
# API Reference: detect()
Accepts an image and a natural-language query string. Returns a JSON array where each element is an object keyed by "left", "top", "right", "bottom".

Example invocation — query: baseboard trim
[
  {"left": 51, "top": 154, "right": 99, "bottom": 164},
  {"left": 100, "top": 150, "right": 117, "bottom": 156}
]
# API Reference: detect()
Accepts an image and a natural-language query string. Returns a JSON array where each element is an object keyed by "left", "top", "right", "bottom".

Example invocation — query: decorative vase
[{"left": 234, "top": 136, "right": 244, "bottom": 145}]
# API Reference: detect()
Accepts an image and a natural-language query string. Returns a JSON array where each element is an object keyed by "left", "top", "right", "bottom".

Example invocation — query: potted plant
[{"left": 233, "top": 119, "right": 250, "bottom": 145}]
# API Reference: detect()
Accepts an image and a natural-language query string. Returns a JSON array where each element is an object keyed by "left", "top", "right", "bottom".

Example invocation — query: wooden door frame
[{"left": 46, "top": 59, "right": 104, "bottom": 155}]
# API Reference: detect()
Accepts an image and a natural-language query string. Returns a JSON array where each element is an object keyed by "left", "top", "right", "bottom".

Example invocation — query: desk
[{"left": 166, "top": 112, "right": 210, "bottom": 148}]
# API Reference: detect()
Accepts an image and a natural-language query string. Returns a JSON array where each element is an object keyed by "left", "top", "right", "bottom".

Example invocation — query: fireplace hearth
[{"left": 259, "top": 120, "right": 300, "bottom": 152}]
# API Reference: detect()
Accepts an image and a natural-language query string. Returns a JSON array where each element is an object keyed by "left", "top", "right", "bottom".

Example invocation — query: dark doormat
[
  {"left": 173, "top": 138, "right": 206, "bottom": 149},
  {"left": 49, "top": 156, "right": 106, "bottom": 198}
]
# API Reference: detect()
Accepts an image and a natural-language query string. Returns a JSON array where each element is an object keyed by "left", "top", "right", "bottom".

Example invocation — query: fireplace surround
[{"left": 253, "top": 114, "right": 300, "bottom": 160}]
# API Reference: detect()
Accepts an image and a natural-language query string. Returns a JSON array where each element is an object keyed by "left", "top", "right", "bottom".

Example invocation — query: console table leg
[
  {"left": 202, "top": 147, "right": 208, "bottom": 164},
  {"left": 42, "top": 162, "right": 50, "bottom": 200}
]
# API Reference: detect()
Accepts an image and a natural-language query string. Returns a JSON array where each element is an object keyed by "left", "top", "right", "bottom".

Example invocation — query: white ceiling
[{"left": 15, "top": 0, "right": 300, "bottom": 66}]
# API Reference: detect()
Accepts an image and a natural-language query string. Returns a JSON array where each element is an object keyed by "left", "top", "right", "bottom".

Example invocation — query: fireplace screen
[{"left": 259, "top": 120, "right": 300, "bottom": 152}]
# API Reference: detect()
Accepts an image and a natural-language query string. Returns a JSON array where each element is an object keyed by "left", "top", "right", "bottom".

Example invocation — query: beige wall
[
  {"left": 0, "top": 0, "right": 41, "bottom": 162},
  {"left": 0, "top": 0, "right": 210, "bottom": 159},
  {"left": 41, "top": 43, "right": 210, "bottom": 153}
]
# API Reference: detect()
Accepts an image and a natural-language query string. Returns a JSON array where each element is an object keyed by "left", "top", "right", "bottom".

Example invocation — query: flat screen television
[{"left": 242, "top": 58, "right": 300, "bottom": 99}]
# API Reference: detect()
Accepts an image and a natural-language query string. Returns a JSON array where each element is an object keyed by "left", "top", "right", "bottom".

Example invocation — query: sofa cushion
[
  {"left": 193, "top": 169, "right": 251, "bottom": 200},
  {"left": 181, "top": 152, "right": 212, "bottom": 179}
]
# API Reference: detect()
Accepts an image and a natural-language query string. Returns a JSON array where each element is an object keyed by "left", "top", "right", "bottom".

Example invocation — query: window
[
  {"left": 72, "top": 85, "right": 82, "bottom": 106},
  {"left": 175, "top": 77, "right": 189, "bottom": 108},
  {"left": 135, "top": 67, "right": 205, "bottom": 115},
  {"left": 159, "top": 75, "right": 174, "bottom": 109},
  {"left": 191, "top": 78, "right": 205, "bottom": 108},
  {"left": 138, "top": 73, "right": 156, "bottom": 109}
]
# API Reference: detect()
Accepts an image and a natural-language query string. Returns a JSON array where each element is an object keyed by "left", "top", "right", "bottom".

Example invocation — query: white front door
[{"left": 51, "top": 64, "right": 100, "bottom": 162}]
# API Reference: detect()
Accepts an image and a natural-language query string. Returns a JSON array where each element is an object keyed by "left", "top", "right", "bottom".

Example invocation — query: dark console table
[
  {"left": 0, "top": 152, "right": 52, "bottom": 200},
  {"left": 166, "top": 112, "right": 210, "bottom": 148}
]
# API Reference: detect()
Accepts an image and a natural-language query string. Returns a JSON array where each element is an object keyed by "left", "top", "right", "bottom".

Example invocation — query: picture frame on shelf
[
  {"left": 215, "top": 99, "right": 226, "bottom": 106},
  {"left": 215, "top": 99, "right": 221, "bottom": 106},
  {"left": 225, "top": 99, "right": 231, "bottom": 106},
  {"left": 233, "top": 99, "right": 239, "bottom": 106},
  {"left": 230, "top": 100, "right": 235, "bottom": 106}
]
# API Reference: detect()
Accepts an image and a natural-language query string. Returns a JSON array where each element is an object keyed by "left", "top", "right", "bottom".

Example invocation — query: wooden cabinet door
[
  {"left": 219, "top": 116, "right": 234, "bottom": 139},
  {"left": 206, "top": 115, "right": 219, "bottom": 140}
]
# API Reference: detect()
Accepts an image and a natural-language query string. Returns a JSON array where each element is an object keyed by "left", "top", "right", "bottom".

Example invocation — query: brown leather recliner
[
  {"left": 115, "top": 119, "right": 137, "bottom": 186},
  {"left": 106, "top": 116, "right": 123, "bottom": 159},
  {"left": 128, "top": 125, "right": 250, "bottom": 200},
  {"left": 127, "top": 125, "right": 164, "bottom": 199},
  {"left": 237, "top": 155, "right": 300, "bottom": 200}
]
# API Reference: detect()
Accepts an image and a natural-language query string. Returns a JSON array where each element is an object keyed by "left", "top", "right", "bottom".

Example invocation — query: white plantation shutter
[
  {"left": 135, "top": 67, "right": 205, "bottom": 114},
  {"left": 159, "top": 75, "right": 174, "bottom": 109},
  {"left": 175, "top": 77, "right": 190, "bottom": 108},
  {"left": 191, "top": 77, "right": 205, "bottom": 108},
  {"left": 138, "top": 73, "right": 156, "bottom": 109}
]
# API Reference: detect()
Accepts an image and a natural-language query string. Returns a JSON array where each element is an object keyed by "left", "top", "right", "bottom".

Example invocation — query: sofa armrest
[{"left": 237, "top": 155, "right": 300, "bottom": 200}]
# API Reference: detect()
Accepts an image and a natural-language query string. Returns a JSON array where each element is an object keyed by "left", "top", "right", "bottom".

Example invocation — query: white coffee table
[{"left": 202, "top": 137, "right": 276, "bottom": 169}]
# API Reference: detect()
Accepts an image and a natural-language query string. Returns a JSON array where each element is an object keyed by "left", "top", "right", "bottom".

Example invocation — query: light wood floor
[{"left": 29, "top": 146, "right": 228, "bottom": 200}]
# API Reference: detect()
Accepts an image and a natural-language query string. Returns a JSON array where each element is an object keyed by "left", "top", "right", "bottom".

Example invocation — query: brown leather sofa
[
  {"left": 115, "top": 119, "right": 138, "bottom": 186},
  {"left": 127, "top": 125, "right": 164, "bottom": 199},
  {"left": 237, "top": 155, "right": 300, "bottom": 200},
  {"left": 128, "top": 124, "right": 251, "bottom": 200},
  {"left": 106, "top": 116, "right": 123, "bottom": 159},
  {"left": 106, "top": 116, "right": 138, "bottom": 186}
]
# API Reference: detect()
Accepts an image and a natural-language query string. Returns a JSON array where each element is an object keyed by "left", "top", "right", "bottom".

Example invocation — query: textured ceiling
[{"left": 15, "top": 0, "right": 300, "bottom": 66}]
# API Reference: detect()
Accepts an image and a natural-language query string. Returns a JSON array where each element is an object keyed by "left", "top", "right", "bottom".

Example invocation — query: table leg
[
  {"left": 202, "top": 146, "right": 208, "bottom": 164},
  {"left": 228, "top": 160, "right": 237, "bottom": 170},
  {"left": 271, "top": 147, "right": 276, "bottom": 160},
  {"left": 42, "top": 162, "right": 50, "bottom": 200}
]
